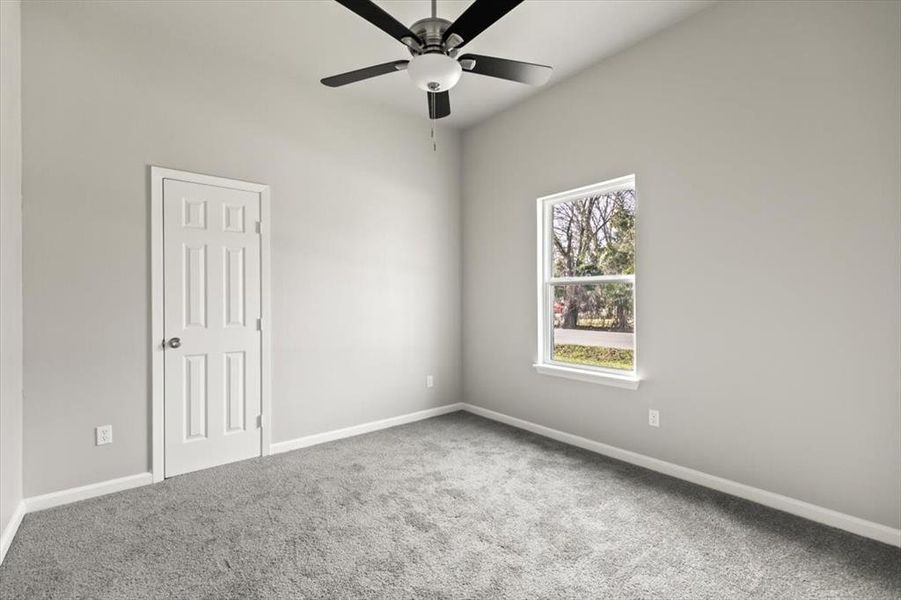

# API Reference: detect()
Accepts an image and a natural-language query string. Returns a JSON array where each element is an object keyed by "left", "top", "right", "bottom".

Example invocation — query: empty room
[{"left": 1, "top": 0, "right": 899, "bottom": 597}]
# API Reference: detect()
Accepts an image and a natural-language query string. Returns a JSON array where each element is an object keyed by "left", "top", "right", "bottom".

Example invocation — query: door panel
[
  {"left": 163, "top": 179, "right": 262, "bottom": 477},
  {"left": 184, "top": 244, "right": 207, "bottom": 328},
  {"left": 184, "top": 354, "right": 207, "bottom": 441},
  {"left": 224, "top": 247, "right": 245, "bottom": 327},
  {"left": 224, "top": 351, "right": 246, "bottom": 433}
]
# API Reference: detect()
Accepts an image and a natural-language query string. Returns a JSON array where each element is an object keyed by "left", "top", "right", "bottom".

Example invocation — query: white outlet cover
[
  {"left": 648, "top": 410, "right": 660, "bottom": 428},
  {"left": 96, "top": 425, "right": 113, "bottom": 445},
  {"left": 426, "top": 375, "right": 434, "bottom": 388}
]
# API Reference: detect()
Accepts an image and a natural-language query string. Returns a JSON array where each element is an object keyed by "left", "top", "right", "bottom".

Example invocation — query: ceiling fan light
[{"left": 407, "top": 53, "right": 463, "bottom": 92}]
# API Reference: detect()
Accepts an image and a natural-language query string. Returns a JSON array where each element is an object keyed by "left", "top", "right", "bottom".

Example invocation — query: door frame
[{"left": 150, "top": 166, "right": 272, "bottom": 483}]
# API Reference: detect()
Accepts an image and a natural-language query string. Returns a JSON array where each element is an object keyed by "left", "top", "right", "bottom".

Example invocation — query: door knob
[{"left": 167, "top": 337, "right": 182, "bottom": 349}]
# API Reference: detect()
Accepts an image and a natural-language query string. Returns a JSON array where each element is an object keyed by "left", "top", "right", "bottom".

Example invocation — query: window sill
[{"left": 533, "top": 363, "right": 640, "bottom": 390}]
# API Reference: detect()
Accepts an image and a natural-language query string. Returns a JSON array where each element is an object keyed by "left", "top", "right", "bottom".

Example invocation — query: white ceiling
[{"left": 101, "top": 0, "right": 714, "bottom": 128}]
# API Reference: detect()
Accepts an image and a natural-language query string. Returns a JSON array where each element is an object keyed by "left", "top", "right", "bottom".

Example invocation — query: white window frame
[{"left": 534, "top": 174, "right": 640, "bottom": 390}]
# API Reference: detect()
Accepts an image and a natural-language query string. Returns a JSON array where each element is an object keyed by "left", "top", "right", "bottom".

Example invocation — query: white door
[{"left": 163, "top": 178, "right": 262, "bottom": 477}]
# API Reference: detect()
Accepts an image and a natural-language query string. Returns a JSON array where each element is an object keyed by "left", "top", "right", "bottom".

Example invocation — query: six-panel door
[{"left": 163, "top": 179, "right": 262, "bottom": 477}]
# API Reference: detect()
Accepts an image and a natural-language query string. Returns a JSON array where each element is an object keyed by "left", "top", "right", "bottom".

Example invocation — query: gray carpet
[{"left": 1, "top": 412, "right": 899, "bottom": 599}]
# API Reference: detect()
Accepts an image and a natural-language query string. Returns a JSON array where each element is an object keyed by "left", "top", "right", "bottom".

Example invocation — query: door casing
[{"left": 150, "top": 166, "right": 272, "bottom": 483}]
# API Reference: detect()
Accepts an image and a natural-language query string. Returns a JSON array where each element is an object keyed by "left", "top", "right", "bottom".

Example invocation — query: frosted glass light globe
[{"left": 407, "top": 53, "right": 463, "bottom": 92}]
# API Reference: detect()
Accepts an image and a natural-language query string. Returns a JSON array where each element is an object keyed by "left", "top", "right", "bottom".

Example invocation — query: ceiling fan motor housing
[
  {"left": 409, "top": 18, "right": 454, "bottom": 53},
  {"left": 406, "top": 18, "right": 462, "bottom": 92}
]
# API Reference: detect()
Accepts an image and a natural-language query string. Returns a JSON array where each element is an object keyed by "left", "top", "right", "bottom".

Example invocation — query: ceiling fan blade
[
  {"left": 427, "top": 91, "right": 450, "bottom": 119},
  {"left": 443, "top": 0, "right": 524, "bottom": 50},
  {"left": 459, "top": 54, "right": 552, "bottom": 86},
  {"left": 321, "top": 60, "right": 409, "bottom": 87},
  {"left": 333, "top": 0, "right": 422, "bottom": 47}
]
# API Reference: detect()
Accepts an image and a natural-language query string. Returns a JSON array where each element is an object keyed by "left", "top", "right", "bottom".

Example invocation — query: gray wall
[
  {"left": 1, "top": 0, "right": 24, "bottom": 535},
  {"left": 22, "top": 2, "right": 462, "bottom": 497},
  {"left": 462, "top": 1, "right": 900, "bottom": 528}
]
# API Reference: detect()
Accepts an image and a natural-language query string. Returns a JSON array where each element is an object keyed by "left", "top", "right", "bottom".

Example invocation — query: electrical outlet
[
  {"left": 426, "top": 375, "right": 434, "bottom": 388},
  {"left": 96, "top": 425, "right": 113, "bottom": 446},
  {"left": 648, "top": 409, "right": 660, "bottom": 428}
]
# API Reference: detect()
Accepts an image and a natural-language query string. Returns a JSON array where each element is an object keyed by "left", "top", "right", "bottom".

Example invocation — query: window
[{"left": 535, "top": 175, "right": 638, "bottom": 389}]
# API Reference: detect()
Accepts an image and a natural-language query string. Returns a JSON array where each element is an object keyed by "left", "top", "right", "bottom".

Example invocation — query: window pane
[
  {"left": 552, "top": 189, "right": 635, "bottom": 278},
  {"left": 551, "top": 283, "right": 634, "bottom": 371}
]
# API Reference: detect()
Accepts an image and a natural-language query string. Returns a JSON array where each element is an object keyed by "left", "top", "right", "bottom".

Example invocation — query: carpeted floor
[{"left": 1, "top": 412, "right": 899, "bottom": 599}]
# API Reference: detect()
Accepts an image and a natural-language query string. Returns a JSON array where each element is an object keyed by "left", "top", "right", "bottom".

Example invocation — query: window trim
[{"left": 534, "top": 175, "right": 640, "bottom": 390}]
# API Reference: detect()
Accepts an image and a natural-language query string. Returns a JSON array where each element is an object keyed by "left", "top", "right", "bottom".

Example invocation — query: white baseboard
[
  {"left": 270, "top": 403, "right": 465, "bottom": 455},
  {"left": 5, "top": 405, "right": 465, "bottom": 559},
  {"left": 25, "top": 472, "right": 154, "bottom": 513},
  {"left": 3, "top": 402, "right": 895, "bottom": 568},
  {"left": 461, "top": 403, "right": 901, "bottom": 547},
  {"left": 0, "top": 500, "right": 26, "bottom": 565}
]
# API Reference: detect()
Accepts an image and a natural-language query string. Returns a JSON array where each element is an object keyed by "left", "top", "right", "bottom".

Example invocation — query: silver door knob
[{"left": 167, "top": 337, "right": 181, "bottom": 349}]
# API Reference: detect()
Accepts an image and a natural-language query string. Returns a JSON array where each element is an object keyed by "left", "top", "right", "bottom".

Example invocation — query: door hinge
[
  {"left": 256, "top": 414, "right": 263, "bottom": 428},
  {"left": 256, "top": 317, "right": 262, "bottom": 331},
  {"left": 255, "top": 221, "right": 262, "bottom": 234}
]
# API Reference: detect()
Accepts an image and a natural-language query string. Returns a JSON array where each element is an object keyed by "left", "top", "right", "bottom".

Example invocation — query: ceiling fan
[{"left": 321, "top": 0, "right": 553, "bottom": 120}]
